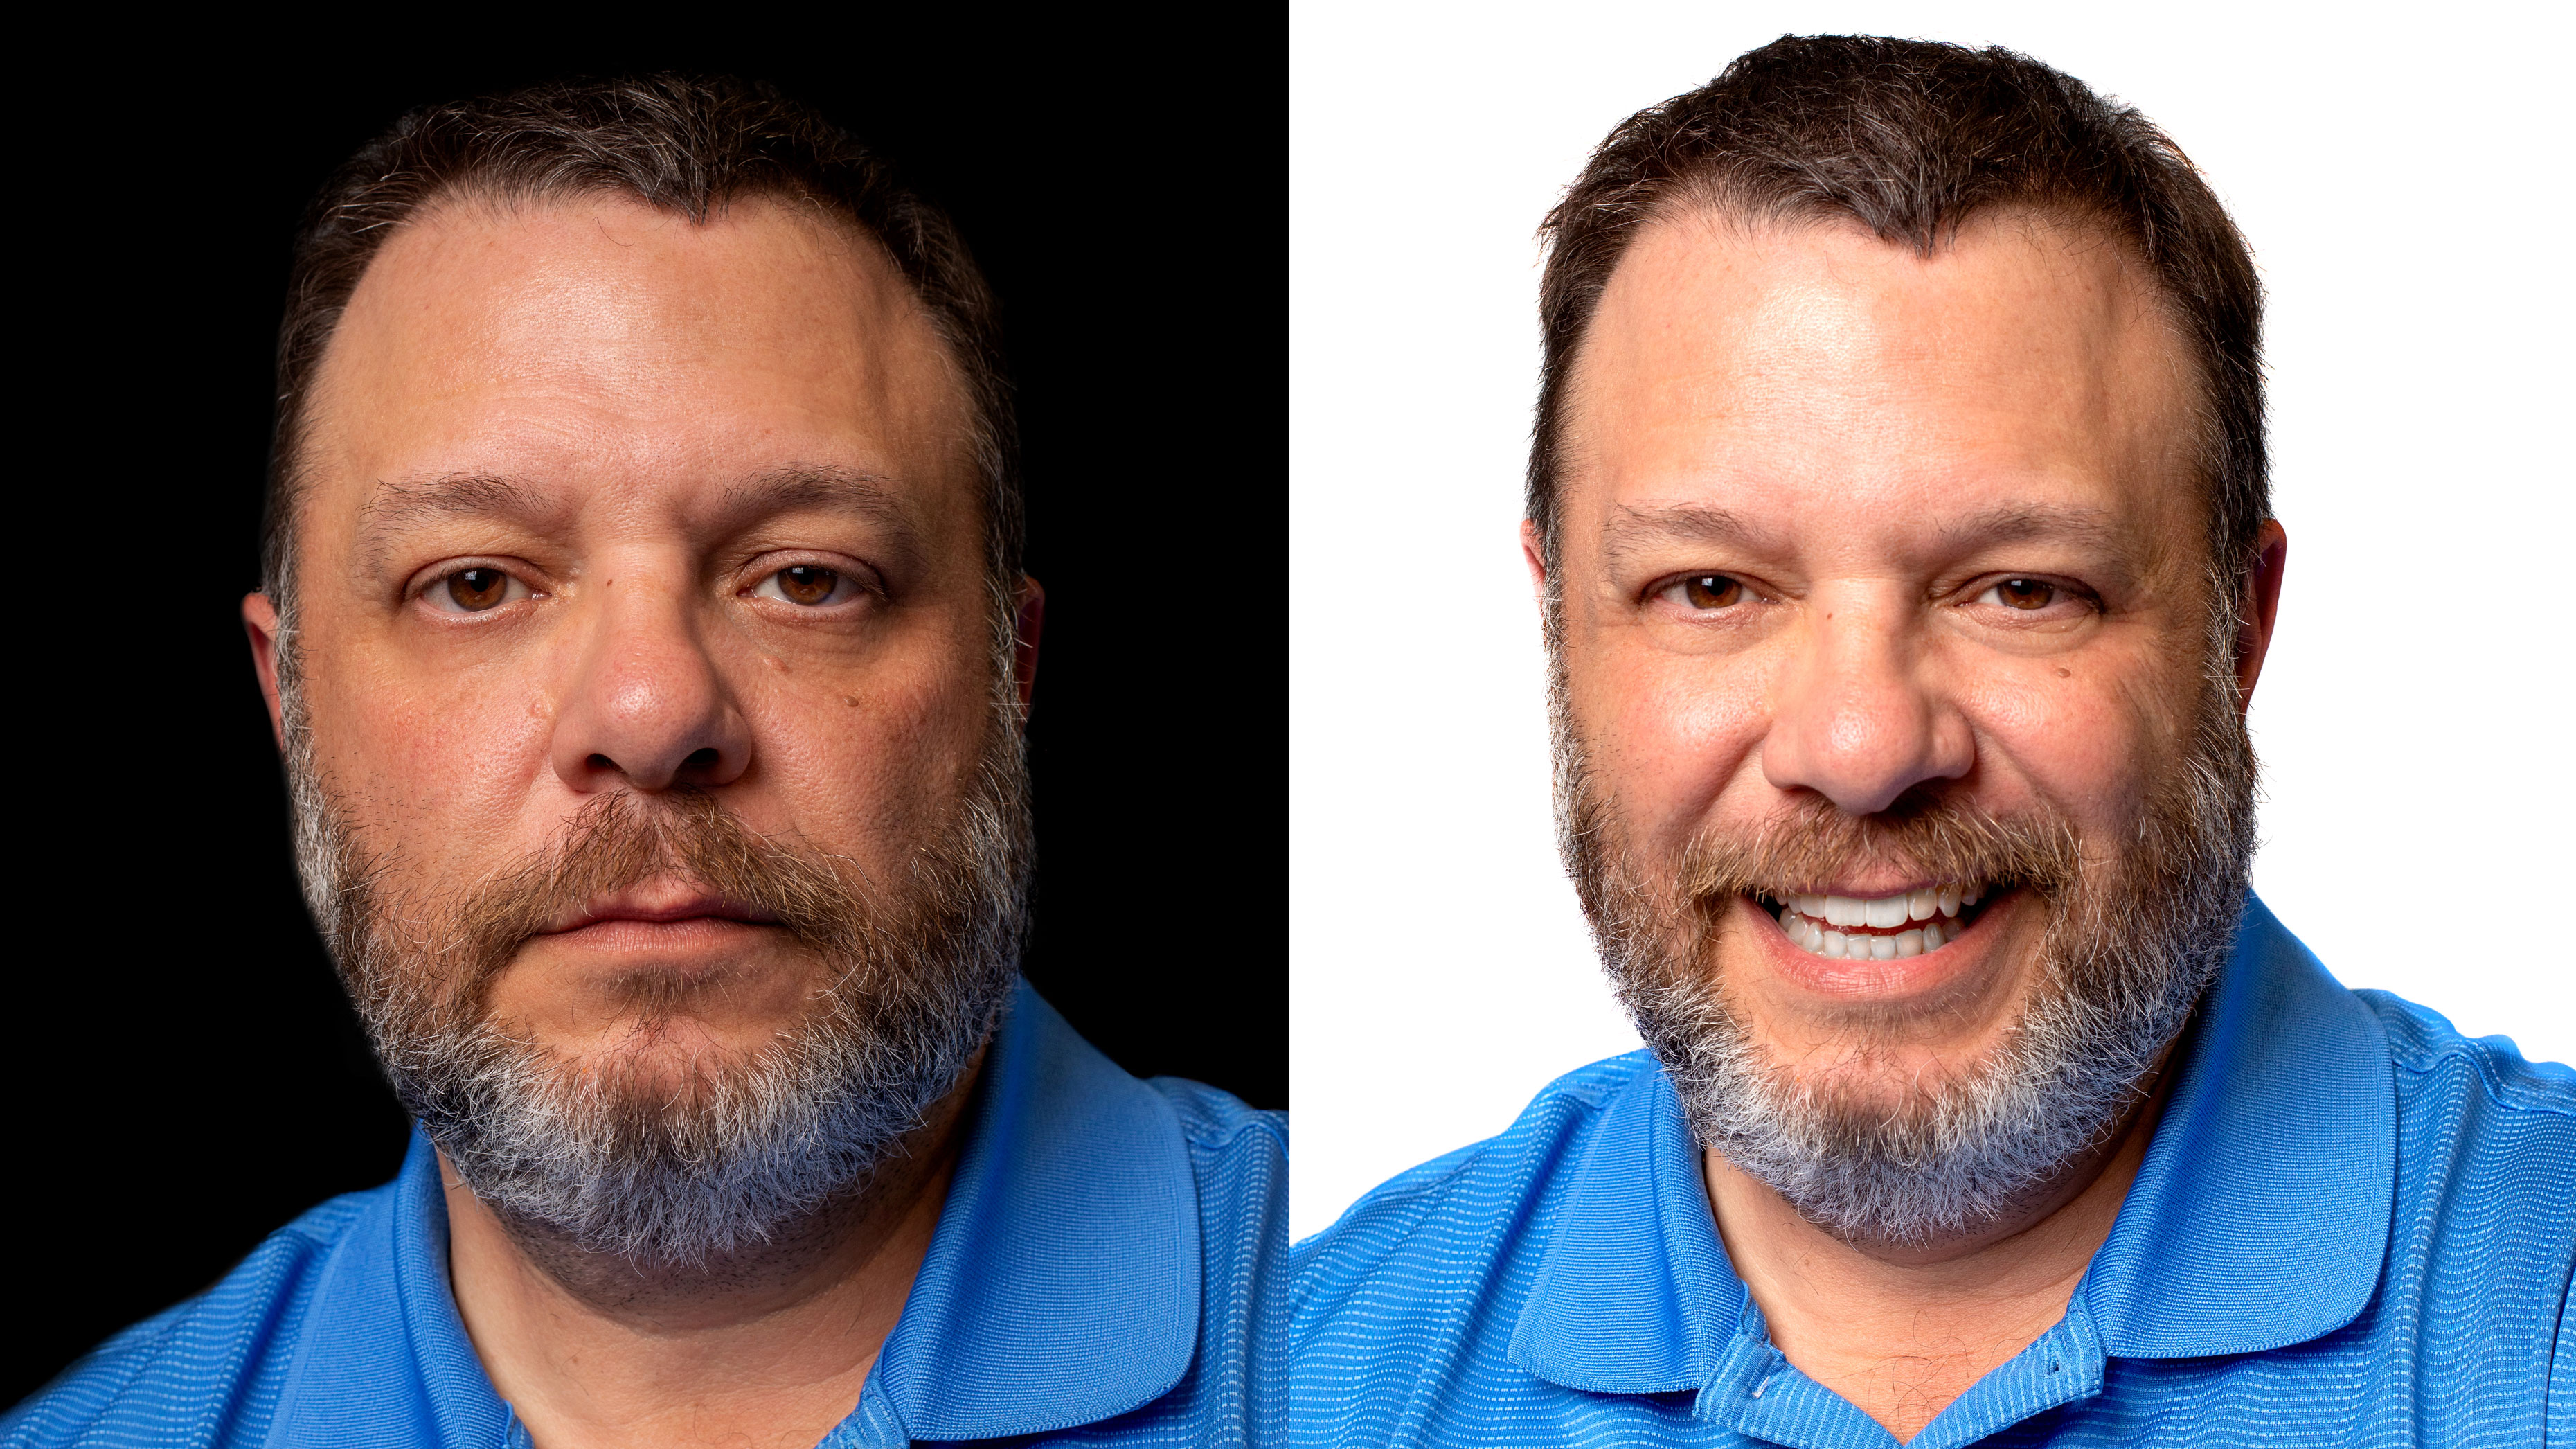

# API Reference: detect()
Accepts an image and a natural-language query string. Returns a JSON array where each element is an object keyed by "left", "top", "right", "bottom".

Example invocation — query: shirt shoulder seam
[
  {"left": 2386, "top": 1033, "right": 2576, "bottom": 1119},
  {"left": 1178, "top": 1110, "right": 1287, "bottom": 1155}
]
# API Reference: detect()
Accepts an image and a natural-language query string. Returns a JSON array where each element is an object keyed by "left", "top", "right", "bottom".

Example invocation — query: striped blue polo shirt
[
  {"left": 1291, "top": 896, "right": 2575, "bottom": 1446},
  {"left": 10, "top": 984, "right": 1287, "bottom": 1448}
]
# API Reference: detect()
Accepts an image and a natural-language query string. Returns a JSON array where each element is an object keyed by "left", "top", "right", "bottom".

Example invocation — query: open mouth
[{"left": 1756, "top": 883, "right": 1996, "bottom": 962}]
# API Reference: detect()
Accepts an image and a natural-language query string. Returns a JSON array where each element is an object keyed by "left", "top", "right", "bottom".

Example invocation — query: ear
[
  {"left": 1519, "top": 517, "right": 1551, "bottom": 600},
  {"left": 2231, "top": 519, "right": 2288, "bottom": 713},
  {"left": 1011, "top": 575, "right": 1045, "bottom": 711},
  {"left": 243, "top": 592, "right": 288, "bottom": 752}
]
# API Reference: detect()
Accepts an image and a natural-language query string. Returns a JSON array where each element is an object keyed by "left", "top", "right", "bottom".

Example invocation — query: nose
[
  {"left": 1760, "top": 597, "right": 1973, "bottom": 816},
  {"left": 549, "top": 585, "right": 751, "bottom": 794}
]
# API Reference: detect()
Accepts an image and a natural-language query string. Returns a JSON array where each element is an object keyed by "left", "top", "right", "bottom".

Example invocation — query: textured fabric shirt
[
  {"left": 1291, "top": 896, "right": 2576, "bottom": 1446},
  {"left": 10, "top": 984, "right": 1286, "bottom": 1448}
]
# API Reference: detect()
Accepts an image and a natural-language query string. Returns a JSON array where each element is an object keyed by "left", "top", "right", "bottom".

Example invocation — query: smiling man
[
  {"left": 1291, "top": 36, "right": 2572, "bottom": 1448},
  {"left": 8, "top": 78, "right": 1280, "bottom": 1448}
]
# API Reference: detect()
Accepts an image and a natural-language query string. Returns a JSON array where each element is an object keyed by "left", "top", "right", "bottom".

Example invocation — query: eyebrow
[
  {"left": 715, "top": 465, "right": 911, "bottom": 530},
  {"left": 1598, "top": 498, "right": 2136, "bottom": 568},
  {"left": 356, "top": 473, "right": 564, "bottom": 576},
  {"left": 355, "top": 464, "right": 925, "bottom": 576},
  {"left": 1929, "top": 501, "right": 2125, "bottom": 556},
  {"left": 1599, "top": 504, "right": 1771, "bottom": 565}
]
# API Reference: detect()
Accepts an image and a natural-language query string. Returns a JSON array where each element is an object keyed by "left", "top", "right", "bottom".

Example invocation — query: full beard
[
  {"left": 277, "top": 646, "right": 1032, "bottom": 1274},
  {"left": 1550, "top": 607, "right": 2258, "bottom": 1250}
]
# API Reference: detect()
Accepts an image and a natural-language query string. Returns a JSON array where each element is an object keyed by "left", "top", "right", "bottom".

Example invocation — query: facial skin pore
[
  {"left": 1526, "top": 209, "right": 2285, "bottom": 1439},
  {"left": 244, "top": 194, "right": 1039, "bottom": 1449}
]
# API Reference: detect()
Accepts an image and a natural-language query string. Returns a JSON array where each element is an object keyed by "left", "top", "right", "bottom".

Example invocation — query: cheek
[
  {"left": 306, "top": 650, "right": 561, "bottom": 876},
  {"left": 744, "top": 632, "right": 996, "bottom": 859},
  {"left": 1957, "top": 648, "right": 2191, "bottom": 833},
  {"left": 1578, "top": 643, "right": 1772, "bottom": 846}
]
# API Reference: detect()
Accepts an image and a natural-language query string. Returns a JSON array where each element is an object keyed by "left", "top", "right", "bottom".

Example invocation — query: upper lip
[
  {"left": 542, "top": 884, "right": 780, "bottom": 935},
  {"left": 1757, "top": 878, "right": 1987, "bottom": 900}
]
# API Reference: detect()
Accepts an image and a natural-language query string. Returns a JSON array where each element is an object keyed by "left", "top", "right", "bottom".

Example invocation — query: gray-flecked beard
[
  {"left": 1548, "top": 584, "right": 2257, "bottom": 1250},
  {"left": 275, "top": 632, "right": 1031, "bottom": 1273}
]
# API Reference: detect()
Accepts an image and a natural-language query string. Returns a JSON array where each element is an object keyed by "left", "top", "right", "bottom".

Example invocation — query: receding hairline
[
  {"left": 278, "top": 180, "right": 982, "bottom": 574},
  {"left": 1548, "top": 195, "right": 2217, "bottom": 524}
]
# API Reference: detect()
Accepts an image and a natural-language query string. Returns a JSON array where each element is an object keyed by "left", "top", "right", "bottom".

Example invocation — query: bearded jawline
[
  {"left": 1571, "top": 665, "right": 2256, "bottom": 1251},
  {"left": 298, "top": 714, "right": 1033, "bottom": 1275}
]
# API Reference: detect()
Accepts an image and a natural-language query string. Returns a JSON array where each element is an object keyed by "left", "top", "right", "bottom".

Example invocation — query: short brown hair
[
  {"left": 1529, "top": 35, "right": 2265, "bottom": 575},
  {"left": 262, "top": 73, "right": 1019, "bottom": 611}
]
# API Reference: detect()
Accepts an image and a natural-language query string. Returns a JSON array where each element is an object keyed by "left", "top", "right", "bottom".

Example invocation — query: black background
[{"left": 9, "top": 21, "right": 1280, "bottom": 1402}]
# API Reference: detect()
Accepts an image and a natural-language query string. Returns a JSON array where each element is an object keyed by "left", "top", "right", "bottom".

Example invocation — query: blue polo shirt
[
  {"left": 1291, "top": 897, "right": 2575, "bottom": 1446},
  {"left": 10, "top": 984, "right": 1285, "bottom": 1448}
]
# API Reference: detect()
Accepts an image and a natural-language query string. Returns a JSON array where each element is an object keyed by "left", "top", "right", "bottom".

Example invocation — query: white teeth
[{"left": 1776, "top": 882, "right": 1985, "bottom": 960}]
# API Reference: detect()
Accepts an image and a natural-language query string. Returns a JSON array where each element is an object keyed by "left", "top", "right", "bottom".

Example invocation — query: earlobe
[{"left": 243, "top": 592, "right": 288, "bottom": 752}]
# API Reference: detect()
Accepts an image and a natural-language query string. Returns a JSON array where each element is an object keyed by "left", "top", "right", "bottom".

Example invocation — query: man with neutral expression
[{"left": 12, "top": 77, "right": 1282, "bottom": 1449}]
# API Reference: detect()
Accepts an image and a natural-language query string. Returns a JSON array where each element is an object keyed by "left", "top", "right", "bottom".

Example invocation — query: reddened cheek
[
  {"left": 1954, "top": 657, "right": 2161, "bottom": 822},
  {"left": 1583, "top": 645, "right": 1774, "bottom": 839}
]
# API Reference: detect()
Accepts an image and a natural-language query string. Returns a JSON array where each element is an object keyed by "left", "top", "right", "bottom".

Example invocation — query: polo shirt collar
[
  {"left": 1509, "top": 891, "right": 2397, "bottom": 1403},
  {"left": 2079, "top": 894, "right": 2394, "bottom": 1355},
  {"left": 261, "top": 1130, "right": 515, "bottom": 1448},
  {"left": 262, "top": 979, "right": 1199, "bottom": 1446},
  {"left": 1507, "top": 1042, "right": 1742, "bottom": 1393},
  {"left": 869, "top": 982, "right": 1202, "bottom": 1439}
]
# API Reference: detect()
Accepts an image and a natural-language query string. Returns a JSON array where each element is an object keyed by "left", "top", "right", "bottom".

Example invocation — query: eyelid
[
  {"left": 1960, "top": 573, "right": 2101, "bottom": 612},
  {"left": 408, "top": 560, "right": 544, "bottom": 613},
  {"left": 1645, "top": 569, "right": 1769, "bottom": 605},
  {"left": 737, "top": 552, "right": 886, "bottom": 601}
]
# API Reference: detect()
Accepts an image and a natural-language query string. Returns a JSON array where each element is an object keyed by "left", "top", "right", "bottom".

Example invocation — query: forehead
[
  {"left": 1562, "top": 208, "right": 2201, "bottom": 546},
  {"left": 301, "top": 190, "right": 968, "bottom": 526}
]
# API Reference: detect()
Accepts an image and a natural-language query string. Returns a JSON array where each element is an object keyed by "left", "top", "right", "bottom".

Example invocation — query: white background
[{"left": 1291, "top": 1, "right": 2576, "bottom": 1240}]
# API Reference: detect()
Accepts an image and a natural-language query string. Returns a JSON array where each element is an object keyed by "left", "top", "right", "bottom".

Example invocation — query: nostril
[
  {"left": 587, "top": 754, "right": 616, "bottom": 772},
  {"left": 681, "top": 747, "right": 720, "bottom": 772}
]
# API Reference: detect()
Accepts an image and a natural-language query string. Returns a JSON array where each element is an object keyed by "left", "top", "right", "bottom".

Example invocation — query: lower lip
[{"left": 1749, "top": 892, "right": 2009, "bottom": 999}]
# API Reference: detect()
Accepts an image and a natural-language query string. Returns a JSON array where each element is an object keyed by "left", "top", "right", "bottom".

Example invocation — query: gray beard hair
[
  {"left": 274, "top": 610, "right": 1032, "bottom": 1272},
  {"left": 1547, "top": 574, "right": 2258, "bottom": 1249}
]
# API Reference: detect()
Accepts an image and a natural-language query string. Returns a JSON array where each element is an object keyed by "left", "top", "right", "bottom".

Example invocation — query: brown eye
[
  {"left": 446, "top": 568, "right": 512, "bottom": 611},
  {"left": 1992, "top": 578, "right": 2056, "bottom": 610},
  {"left": 1680, "top": 574, "right": 1744, "bottom": 609},
  {"left": 774, "top": 565, "right": 842, "bottom": 606}
]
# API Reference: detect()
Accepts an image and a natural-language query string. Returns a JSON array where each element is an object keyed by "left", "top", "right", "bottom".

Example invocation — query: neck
[
  {"left": 440, "top": 1066, "right": 978, "bottom": 1449},
  {"left": 1702, "top": 1046, "right": 2177, "bottom": 1443}
]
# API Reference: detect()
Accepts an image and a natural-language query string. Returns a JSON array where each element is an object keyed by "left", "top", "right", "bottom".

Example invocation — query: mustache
[
  {"left": 417, "top": 790, "right": 873, "bottom": 1022},
  {"left": 1675, "top": 790, "right": 2085, "bottom": 907}
]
